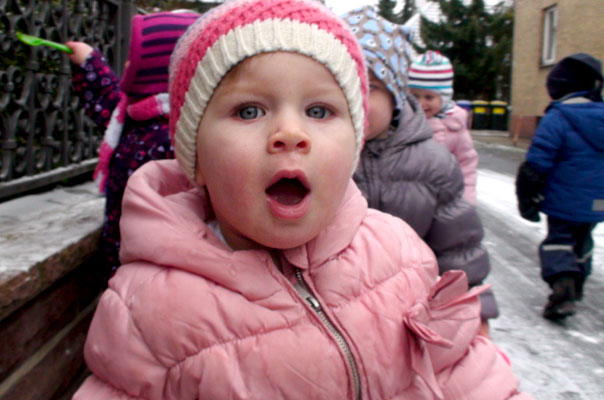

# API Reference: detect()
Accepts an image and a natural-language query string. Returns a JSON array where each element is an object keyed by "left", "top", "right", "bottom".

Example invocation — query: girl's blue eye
[
  {"left": 238, "top": 106, "right": 265, "bottom": 120},
  {"left": 306, "top": 106, "right": 330, "bottom": 119}
]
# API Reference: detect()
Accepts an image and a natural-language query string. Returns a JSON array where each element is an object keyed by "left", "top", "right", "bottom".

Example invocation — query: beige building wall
[{"left": 510, "top": 0, "right": 604, "bottom": 138}]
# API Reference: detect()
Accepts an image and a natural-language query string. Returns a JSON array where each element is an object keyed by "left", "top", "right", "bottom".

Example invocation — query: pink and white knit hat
[{"left": 168, "top": 0, "right": 369, "bottom": 184}]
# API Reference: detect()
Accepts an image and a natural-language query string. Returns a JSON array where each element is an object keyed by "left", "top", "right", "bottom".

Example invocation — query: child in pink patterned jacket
[
  {"left": 72, "top": 1, "right": 532, "bottom": 399},
  {"left": 66, "top": 10, "right": 200, "bottom": 274},
  {"left": 409, "top": 50, "right": 479, "bottom": 205}
]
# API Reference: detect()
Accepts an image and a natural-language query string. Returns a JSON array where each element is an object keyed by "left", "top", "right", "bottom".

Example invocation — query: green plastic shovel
[{"left": 15, "top": 32, "right": 73, "bottom": 54}]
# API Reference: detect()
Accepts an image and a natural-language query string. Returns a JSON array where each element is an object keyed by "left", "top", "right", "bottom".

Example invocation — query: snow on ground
[{"left": 477, "top": 169, "right": 604, "bottom": 400}]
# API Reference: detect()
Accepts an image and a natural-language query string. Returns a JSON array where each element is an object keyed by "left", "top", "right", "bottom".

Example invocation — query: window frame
[{"left": 541, "top": 5, "right": 558, "bottom": 66}]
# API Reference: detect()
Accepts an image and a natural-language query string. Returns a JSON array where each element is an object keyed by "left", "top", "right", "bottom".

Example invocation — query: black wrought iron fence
[
  {"left": 0, "top": 0, "right": 132, "bottom": 200},
  {"left": 0, "top": 0, "right": 220, "bottom": 200}
]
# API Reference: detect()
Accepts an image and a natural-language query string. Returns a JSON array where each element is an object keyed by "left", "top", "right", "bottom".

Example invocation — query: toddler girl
[
  {"left": 66, "top": 10, "right": 200, "bottom": 273},
  {"left": 409, "top": 50, "right": 479, "bottom": 205},
  {"left": 73, "top": 1, "right": 530, "bottom": 399}
]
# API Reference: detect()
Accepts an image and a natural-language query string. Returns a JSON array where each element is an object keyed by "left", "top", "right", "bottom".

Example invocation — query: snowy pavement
[{"left": 477, "top": 169, "right": 604, "bottom": 400}]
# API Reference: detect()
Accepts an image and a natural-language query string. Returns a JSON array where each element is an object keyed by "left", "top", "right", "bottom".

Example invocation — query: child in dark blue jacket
[{"left": 516, "top": 53, "right": 604, "bottom": 320}]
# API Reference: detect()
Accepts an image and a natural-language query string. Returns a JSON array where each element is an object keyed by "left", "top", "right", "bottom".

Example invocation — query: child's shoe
[
  {"left": 575, "top": 275, "right": 585, "bottom": 301},
  {"left": 543, "top": 276, "right": 577, "bottom": 320}
]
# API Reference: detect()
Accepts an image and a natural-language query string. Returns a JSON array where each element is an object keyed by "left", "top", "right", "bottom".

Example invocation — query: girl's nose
[{"left": 267, "top": 125, "right": 311, "bottom": 154}]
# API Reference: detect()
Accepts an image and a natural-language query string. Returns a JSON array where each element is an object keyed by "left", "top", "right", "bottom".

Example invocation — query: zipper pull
[
  {"left": 305, "top": 295, "right": 321, "bottom": 311},
  {"left": 294, "top": 280, "right": 323, "bottom": 311}
]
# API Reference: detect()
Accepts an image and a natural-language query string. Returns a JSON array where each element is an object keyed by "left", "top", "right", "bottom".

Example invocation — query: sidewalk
[{"left": 471, "top": 129, "right": 531, "bottom": 151}]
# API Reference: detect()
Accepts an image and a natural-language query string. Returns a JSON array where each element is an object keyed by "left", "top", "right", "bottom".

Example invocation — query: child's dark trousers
[{"left": 539, "top": 215, "right": 597, "bottom": 285}]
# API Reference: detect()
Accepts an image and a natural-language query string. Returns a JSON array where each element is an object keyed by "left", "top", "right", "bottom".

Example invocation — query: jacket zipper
[{"left": 294, "top": 268, "right": 361, "bottom": 400}]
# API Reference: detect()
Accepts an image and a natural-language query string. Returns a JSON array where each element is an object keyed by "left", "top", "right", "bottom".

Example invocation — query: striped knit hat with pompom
[
  {"left": 408, "top": 50, "right": 454, "bottom": 107},
  {"left": 121, "top": 10, "right": 201, "bottom": 98},
  {"left": 92, "top": 10, "right": 200, "bottom": 193},
  {"left": 168, "top": 0, "right": 369, "bottom": 185}
]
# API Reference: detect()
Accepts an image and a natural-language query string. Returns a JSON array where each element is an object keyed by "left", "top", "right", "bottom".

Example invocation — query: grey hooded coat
[{"left": 353, "top": 95, "right": 498, "bottom": 319}]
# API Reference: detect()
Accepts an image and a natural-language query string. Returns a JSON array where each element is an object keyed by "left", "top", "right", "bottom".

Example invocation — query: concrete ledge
[
  {"left": 0, "top": 182, "right": 104, "bottom": 319},
  {"left": 0, "top": 181, "right": 106, "bottom": 399},
  {"left": 0, "top": 228, "right": 103, "bottom": 322}
]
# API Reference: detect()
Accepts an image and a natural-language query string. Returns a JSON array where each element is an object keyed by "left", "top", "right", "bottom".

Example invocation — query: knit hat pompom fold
[{"left": 168, "top": 0, "right": 369, "bottom": 185}]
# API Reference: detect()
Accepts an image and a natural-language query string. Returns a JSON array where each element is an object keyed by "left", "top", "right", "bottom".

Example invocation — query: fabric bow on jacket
[{"left": 404, "top": 270, "right": 488, "bottom": 399}]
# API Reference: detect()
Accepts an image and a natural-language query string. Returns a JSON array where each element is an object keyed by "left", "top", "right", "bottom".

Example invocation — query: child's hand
[{"left": 65, "top": 41, "right": 93, "bottom": 65}]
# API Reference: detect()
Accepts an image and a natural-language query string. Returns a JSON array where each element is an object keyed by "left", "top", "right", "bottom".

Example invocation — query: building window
[{"left": 542, "top": 5, "right": 557, "bottom": 66}]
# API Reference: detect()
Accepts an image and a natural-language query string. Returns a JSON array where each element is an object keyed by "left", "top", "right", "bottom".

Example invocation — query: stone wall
[{"left": 0, "top": 182, "right": 105, "bottom": 399}]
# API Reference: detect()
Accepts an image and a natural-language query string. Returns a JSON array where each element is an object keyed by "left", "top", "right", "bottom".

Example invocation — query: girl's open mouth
[
  {"left": 265, "top": 174, "right": 311, "bottom": 219},
  {"left": 265, "top": 178, "right": 309, "bottom": 205}
]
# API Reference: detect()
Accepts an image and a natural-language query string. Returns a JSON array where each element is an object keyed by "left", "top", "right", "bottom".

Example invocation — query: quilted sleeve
[
  {"left": 73, "top": 375, "right": 142, "bottom": 400},
  {"left": 73, "top": 288, "right": 168, "bottom": 399},
  {"left": 436, "top": 336, "right": 533, "bottom": 400},
  {"left": 402, "top": 270, "right": 533, "bottom": 399},
  {"left": 433, "top": 106, "right": 478, "bottom": 205},
  {"left": 525, "top": 109, "right": 565, "bottom": 176},
  {"left": 451, "top": 121, "right": 478, "bottom": 205},
  {"left": 422, "top": 148, "right": 497, "bottom": 319}
]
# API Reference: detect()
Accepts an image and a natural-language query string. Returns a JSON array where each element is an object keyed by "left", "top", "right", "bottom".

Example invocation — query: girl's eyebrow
[
  {"left": 212, "top": 79, "right": 259, "bottom": 97},
  {"left": 217, "top": 79, "right": 345, "bottom": 100}
]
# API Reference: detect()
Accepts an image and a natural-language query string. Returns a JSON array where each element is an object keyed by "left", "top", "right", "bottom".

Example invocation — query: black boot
[{"left": 543, "top": 276, "right": 577, "bottom": 320}]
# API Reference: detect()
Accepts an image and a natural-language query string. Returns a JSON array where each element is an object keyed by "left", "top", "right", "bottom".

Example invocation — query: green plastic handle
[{"left": 15, "top": 32, "right": 73, "bottom": 54}]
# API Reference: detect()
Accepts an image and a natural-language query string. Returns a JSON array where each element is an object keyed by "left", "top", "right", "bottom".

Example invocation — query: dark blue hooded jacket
[{"left": 526, "top": 94, "right": 604, "bottom": 222}]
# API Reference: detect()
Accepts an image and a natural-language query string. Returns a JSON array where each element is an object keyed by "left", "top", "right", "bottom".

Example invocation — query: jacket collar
[
  {"left": 283, "top": 181, "right": 367, "bottom": 270},
  {"left": 120, "top": 160, "right": 368, "bottom": 276}
]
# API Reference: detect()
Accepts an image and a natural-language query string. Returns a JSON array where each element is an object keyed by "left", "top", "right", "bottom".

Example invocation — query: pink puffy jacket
[
  {"left": 428, "top": 104, "right": 478, "bottom": 205},
  {"left": 73, "top": 160, "right": 531, "bottom": 400}
]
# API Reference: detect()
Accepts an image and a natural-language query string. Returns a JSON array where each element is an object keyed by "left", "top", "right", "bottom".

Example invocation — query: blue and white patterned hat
[{"left": 342, "top": 6, "right": 413, "bottom": 125}]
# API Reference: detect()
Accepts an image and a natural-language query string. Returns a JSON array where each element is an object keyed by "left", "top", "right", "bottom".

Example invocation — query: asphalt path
[{"left": 475, "top": 141, "right": 604, "bottom": 399}]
